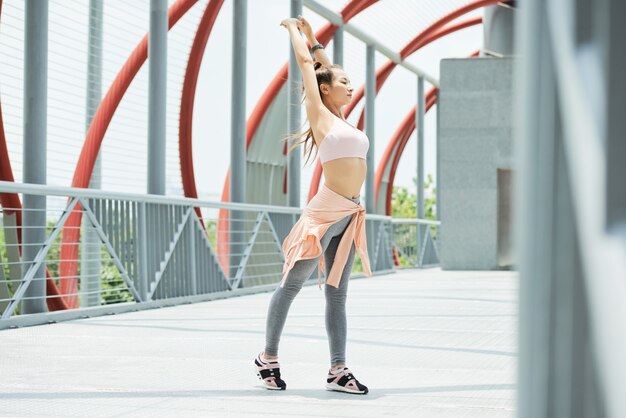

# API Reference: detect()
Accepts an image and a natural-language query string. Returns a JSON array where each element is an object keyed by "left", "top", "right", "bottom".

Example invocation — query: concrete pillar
[
  {"left": 515, "top": 2, "right": 605, "bottom": 417},
  {"left": 81, "top": 0, "right": 104, "bottom": 307},
  {"left": 148, "top": 0, "right": 167, "bottom": 195},
  {"left": 21, "top": 0, "right": 48, "bottom": 314},
  {"left": 230, "top": 0, "right": 247, "bottom": 283},
  {"left": 516, "top": 1, "right": 609, "bottom": 416},
  {"left": 438, "top": 57, "right": 514, "bottom": 270},
  {"left": 287, "top": 0, "right": 302, "bottom": 208},
  {"left": 515, "top": 6, "right": 557, "bottom": 414}
]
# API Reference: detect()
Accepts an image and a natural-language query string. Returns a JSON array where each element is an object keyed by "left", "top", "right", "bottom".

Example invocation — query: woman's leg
[
  {"left": 324, "top": 235, "right": 356, "bottom": 368},
  {"left": 263, "top": 256, "right": 319, "bottom": 357},
  {"left": 264, "top": 215, "right": 352, "bottom": 358}
]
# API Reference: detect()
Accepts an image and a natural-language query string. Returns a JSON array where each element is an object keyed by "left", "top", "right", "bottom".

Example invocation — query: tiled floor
[{"left": 0, "top": 269, "right": 517, "bottom": 417}]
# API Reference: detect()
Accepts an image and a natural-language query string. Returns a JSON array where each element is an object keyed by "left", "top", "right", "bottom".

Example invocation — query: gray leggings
[{"left": 264, "top": 197, "right": 358, "bottom": 366}]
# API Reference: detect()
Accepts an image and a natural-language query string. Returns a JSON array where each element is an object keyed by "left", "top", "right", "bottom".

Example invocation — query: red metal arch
[
  {"left": 382, "top": 49, "right": 481, "bottom": 218},
  {"left": 214, "top": 0, "right": 379, "bottom": 270},
  {"left": 0, "top": 0, "right": 490, "bottom": 306},
  {"left": 307, "top": 0, "right": 500, "bottom": 202},
  {"left": 58, "top": 0, "right": 204, "bottom": 308},
  {"left": 307, "top": 16, "right": 484, "bottom": 202},
  {"left": 353, "top": 16, "right": 483, "bottom": 131},
  {"left": 383, "top": 92, "right": 437, "bottom": 215},
  {"left": 372, "top": 92, "right": 433, "bottom": 211},
  {"left": 56, "top": 0, "right": 374, "bottom": 301},
  {"left": 382, "top": 51, "right": 479, "bottom": 266},
  {"left": 179, "top": 0, "right": 224, "bottom": 215},
  {"left": 216, "top": 0, "right": 379, "bottom": 203}
]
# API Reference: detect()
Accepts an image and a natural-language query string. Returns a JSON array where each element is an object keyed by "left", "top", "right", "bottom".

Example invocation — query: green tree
[
  {"left": 205, "top": 219, "right": 218, "bottom": 249},
  {"left": 391, "top": 174, "right": 437, "bottom": 220},
  {"left": 390, "top": 175, "right": 437, "bottom": 267},
  {"left": 423, "top": 174, "right": 437, "bottom": 221}
]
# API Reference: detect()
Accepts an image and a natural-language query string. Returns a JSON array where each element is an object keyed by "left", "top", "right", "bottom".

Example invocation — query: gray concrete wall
[{"left": 438, "top": 57, "right": 514, "bottom": 270}]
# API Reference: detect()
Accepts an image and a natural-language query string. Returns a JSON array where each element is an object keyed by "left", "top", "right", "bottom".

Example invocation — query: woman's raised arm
[
  {"left": 280, "top": 18, "right": 324, "bottom": 119},
  {"left": 297, "top": 15, "right": 332, "bottom": 68}
]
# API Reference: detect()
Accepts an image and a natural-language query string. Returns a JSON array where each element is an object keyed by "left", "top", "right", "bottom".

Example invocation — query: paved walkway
[{"left": 0, "top": 269, "right": 517, "bottom": 417}]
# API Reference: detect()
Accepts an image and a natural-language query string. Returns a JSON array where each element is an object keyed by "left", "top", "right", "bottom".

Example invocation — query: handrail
[
  {"left": 0, "top": 181, "right": 393, "bottom": 220},
  {"left": 303, "top": 0, "right": 440, "bottom": 87},
  {"left": 391, "top": 218, "right": 440, "bottom": 226}
]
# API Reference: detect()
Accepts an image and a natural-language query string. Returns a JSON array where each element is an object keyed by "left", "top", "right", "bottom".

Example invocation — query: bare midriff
[{"left": 322, "top": 157, "right": 367, "bottom": 199}]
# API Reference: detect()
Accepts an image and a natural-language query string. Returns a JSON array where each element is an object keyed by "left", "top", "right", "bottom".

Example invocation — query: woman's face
[{"left": 323, "top": 69, "right": 353, "bottom": 107}]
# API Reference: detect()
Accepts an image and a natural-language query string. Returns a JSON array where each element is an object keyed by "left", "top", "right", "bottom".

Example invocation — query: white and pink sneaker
[
  {"left": 253, "top": 353, "right": 287, "bottom": 390},
  {"left": 326, "top": 367, "right": 369, "bottom": 394}
]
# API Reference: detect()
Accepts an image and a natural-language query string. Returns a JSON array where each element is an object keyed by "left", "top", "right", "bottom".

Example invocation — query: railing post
[
  {"left": 416, "top": 76, "right": 425, "bottom": 266},
  {"left": 287, "top": 0, "right": 302, "bottom": 208},
  {"left": 22, "top": 0, "right": 49, "bottom": 314},
  {"left": 81, "top": 0, "right": 104, "bottom": 307},
  {"left": 148, "top": 0, "right": 167, "bottom": 196},
  {"left": 188, "top": 214, "right": 197, "bottom": 295},
  {"left": 333, "top": 23, "right": 343, "bottom": 66},
  {"left": 365, "top": 43, "right": 376, "bottom": 214},
  {"left": 230, "top": 0, "right": 247, "bottom": 286},
  {"left": 365, "top": 44, "right": 376, "bottom": 264},
  {"left": 137, "top": 202, "right": 149, "bottom": 301},
  {"left": 416, "top": 76, "right": 425, "bottom": 220}
]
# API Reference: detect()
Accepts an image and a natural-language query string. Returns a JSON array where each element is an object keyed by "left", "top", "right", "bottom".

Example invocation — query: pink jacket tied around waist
[{"left": 281, "top": 184, "right": 372, "bottom": 289}]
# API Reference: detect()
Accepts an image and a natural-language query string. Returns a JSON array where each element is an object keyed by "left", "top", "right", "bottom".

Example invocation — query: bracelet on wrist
[{"left": 310, "top": 43, "right": 324, "bottom": 53}]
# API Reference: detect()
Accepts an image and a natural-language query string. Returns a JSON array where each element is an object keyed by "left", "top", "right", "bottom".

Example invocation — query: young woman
[{"left": 254, "top": 15, "right": 372, "bottom": 395}]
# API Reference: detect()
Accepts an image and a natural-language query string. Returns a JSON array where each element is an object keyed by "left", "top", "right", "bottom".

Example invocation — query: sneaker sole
[
  {"left": 325, "top": 382, "right": 368, "bottom": 395},
  {"left": 253, "top": 365, "right": 286, "bottom": 390}
]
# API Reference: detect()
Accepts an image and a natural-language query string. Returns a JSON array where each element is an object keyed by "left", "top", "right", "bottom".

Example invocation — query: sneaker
[
  {"left": 253, "top": 353, "right": 286, "bottom": 390},
  {"left": 325, "top": 367, "right": 368, "bottom": 394}
]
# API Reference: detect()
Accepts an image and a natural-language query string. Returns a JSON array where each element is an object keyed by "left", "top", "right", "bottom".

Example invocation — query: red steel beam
[
  {"left": 385, "top": 93, "right": 437, "bottom": 215},
  {"left": 58, "top": 0, "right": 201, "bottom": 308},
  {"left": 179, "top": 0, "right": 224, "bottom": 223},
  {"left": 384, "top": 51, "right": 481, "bottom": 217},
  {"left": 215, "top": 0, "right": 379, "bottom": 270},
  {"left": 307, "top": 5, "right": 492, "bottom": 202}
]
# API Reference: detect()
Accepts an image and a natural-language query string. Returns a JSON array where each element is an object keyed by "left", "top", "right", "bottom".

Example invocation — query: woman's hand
[
  {"left": 297, "top": 15, "right": 315, "bottom": 40},
  {"left": 280, "top": 17, "right": 301, "bottom": 30}
]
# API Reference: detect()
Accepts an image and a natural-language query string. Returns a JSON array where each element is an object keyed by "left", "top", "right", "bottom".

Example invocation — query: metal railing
[
  {"left": 0, "top": 181, "right": 412, "bottom": 329},
  {"left": 303, "top": 0, "right": 440, "bottom": 87},
  {"left": 391, "top": 218, "right": 440, "bottom": 268}
]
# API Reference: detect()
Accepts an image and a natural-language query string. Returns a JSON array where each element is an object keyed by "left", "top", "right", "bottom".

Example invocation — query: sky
[{"left": 0, "top": 0, "right": 483, "bottom": 205}]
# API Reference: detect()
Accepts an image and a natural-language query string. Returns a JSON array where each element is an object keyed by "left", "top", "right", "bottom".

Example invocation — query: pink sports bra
[{"left": 318, "top": 116, "right": 370, "bottom": 164}]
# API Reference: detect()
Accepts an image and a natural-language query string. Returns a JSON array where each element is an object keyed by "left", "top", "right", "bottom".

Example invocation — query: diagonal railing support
[
  {"left": 232, "top": 212, "right": 265, "bottom": 289},
  {"left": 148, "top": 207, "right": 193, "bottom": 300},
  {"left": 79, "top": 198, "right": 142, "bottom": 303},
  {"left": 1, "top": 198, "right": 80, "bottom": 319},
  {"left": 193, "top": 215, "right": 231, "bottom": 289},
  {"left": 263, "top": 212, "right": 285, "bottom": 264}
]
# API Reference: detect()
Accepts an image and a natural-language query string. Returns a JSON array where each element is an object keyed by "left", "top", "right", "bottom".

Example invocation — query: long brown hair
[{"left": 284, "top": 62, "right": 342, "bottom": 166}]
